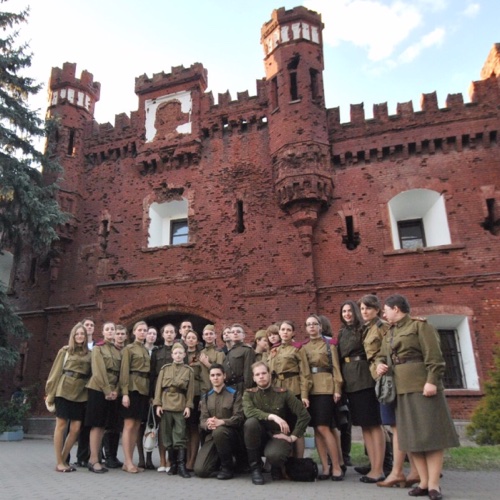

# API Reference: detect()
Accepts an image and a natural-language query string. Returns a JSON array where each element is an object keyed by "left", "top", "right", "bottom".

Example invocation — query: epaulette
[
  {"left": 245, "top": 387, "right": 259, "bottom": 392},
  {"left": 272, "top": 387, "right": 287, "bottom": 393},
  {"left": 410, "top": 316, "right": 427, "bottom": 322},
  {"left": 376, "top": 318, "right": 385, "bottom": 328},
  {"left": 225, "top": 386, "right": 237, "bottom": 394},
  {"left": 242, "top": 343, "right": 253, "bottom": 348}
]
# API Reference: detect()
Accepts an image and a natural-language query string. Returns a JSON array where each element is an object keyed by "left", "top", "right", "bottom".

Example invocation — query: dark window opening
[
  {"left": 462, "top": 134, "right": 470, "bottom": 147},
  {"left": 342, "top": 215, "right": 361, "bottom": 250},
  {"left": 398, "top": 219, "right": 426, "bottom": 249},
  {"left": 310, "top": 68, "right": 319, "bottom": 100},
  {"left": 290, "top": 72, "right": 298, "bottom": 101},
  {"left": 236, "top": 200, "right": 245, "bottom": 233},
  {"left": 67, "top": 129, "right": 75, "bottom": 156},
  {"left": 438, "top": 329, "right": 465, "bottom": 389},
  {"left": 222, "top": 116, "right": 229, "bottom": 133},
  {"left": 408, "top": 142, "right": 417, "bottom": 155},
  {"left": 481, "top": 198, "right": 500, "bottom": 235},
  {"left": 170, "top": 219, "right": 188, "bottom": 245},
  {"left": 489, "top": 130, "right": 497, "bottom": 143},
  {"left": 241, "top": 119, "right": 248, "bottom": 132},
  {"left": 29, "top": 258, "right": 37, "bottom": 284},
  {"left": 100, "top": 219, "right": 110, "bottom": 251},
  {"left": 271, "top": 77, "right": 278, "bottom": 110}
]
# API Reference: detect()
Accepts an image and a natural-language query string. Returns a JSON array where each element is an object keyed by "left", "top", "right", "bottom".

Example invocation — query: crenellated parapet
[
  {"left": 135, "top": 63, "right": 207, "bottom": 96},
  {"left": 49, "top": 62, "right": 101, "bottom": 115}
]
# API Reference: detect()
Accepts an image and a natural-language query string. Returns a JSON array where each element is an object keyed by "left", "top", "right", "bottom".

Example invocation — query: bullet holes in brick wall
[
  {"left": 236, "top": 200, "right": 245, "bottom": 234},
  {"left": 481, "top": 198, "right": 500, "bottom": 235},
  {"left": 342, "top": 215, "right": 361, "bottom": 250}
]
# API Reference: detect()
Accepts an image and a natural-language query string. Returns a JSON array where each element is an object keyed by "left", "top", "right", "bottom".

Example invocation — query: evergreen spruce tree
[
  {"left": 0, "top": 1, "right": 67, "bottom": 367},
  {"left": 467, "top": 343, "right": 500, "bottom": 445}
]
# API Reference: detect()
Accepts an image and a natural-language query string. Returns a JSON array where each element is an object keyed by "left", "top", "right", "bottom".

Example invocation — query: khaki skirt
[{"left": 396, "top": 391, "right": 460, "bottom": 452}]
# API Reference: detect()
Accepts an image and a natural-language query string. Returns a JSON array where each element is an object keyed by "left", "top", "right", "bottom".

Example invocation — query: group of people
[{"left": 45, "top": 294, "right": 459, "bottom": 498}]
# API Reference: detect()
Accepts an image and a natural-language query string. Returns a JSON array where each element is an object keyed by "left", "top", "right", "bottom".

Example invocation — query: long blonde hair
[{"left": 67, "top": 322, "right": 89, "bottom": 355}]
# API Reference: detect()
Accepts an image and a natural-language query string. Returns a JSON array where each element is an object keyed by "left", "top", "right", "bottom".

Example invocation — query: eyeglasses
[{"left": 306, "top": 322, "right": 319, "bottom": 327}]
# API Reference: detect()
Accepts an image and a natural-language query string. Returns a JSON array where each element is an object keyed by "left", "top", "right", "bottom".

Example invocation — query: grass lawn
[{"left": 348, "top": 443, "right": 500, "bottom": 471}]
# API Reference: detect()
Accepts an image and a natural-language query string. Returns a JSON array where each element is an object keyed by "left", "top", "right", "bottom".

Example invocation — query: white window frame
[
  {"left": 426, "top": 314, "right": 480, "bottom": 391},
  {"left": 388, "top": 189, "right": 451, "bottom": 250},
  {"left": 148, "top": 199, "right": 188, "bottom": 247}
]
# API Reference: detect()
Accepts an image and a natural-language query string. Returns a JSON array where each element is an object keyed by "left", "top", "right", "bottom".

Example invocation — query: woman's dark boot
[
  {"left": 177, "top": 448, "right": 191, "bottom": 478},
  {"left": 167, "top": 449, "right": 178, "bottom": 475}
]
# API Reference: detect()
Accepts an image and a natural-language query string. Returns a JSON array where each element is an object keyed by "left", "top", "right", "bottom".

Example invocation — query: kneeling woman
[
  {"left": 377, "top": 295, "right": 459, "bottom": 500},
  {"left": 302, "top": 314, "right": 344, "bottom": 480},
  {"left": 85, "top": 321, "right": 121, "bottom": 473},
  {"left": 45, "top": 322, "right": 92, "bottom": 472},
  {"left": 120, "top": 321, "right": 150, "bottom": 473}
]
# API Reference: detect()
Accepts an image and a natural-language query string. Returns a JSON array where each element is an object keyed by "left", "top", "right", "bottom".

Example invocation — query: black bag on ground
[{"left": 285, "top": 457, "right": 318, "bottom": 481}]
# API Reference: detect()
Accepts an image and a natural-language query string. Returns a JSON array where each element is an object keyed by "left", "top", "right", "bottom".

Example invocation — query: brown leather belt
[
  {"left": 130, "top": 371, "right": 149, "bottom": 378},
  {"left": 276, "top": 372, "right": 299, "bottom": 380},
  {"left": 310, "top": 367, "right": 330, "bottom": 374},
  {"left": 392, "top": 356, "right": 423, "bottom": 365},
  {"left": 344, "top": 355, "right": 367, "bottom": 363},
  {"left": 162, "top": 386, "right": 186, "bottom": 394},
  {"left": 63, "top": 370, "right": 88, "bottom": 379}
]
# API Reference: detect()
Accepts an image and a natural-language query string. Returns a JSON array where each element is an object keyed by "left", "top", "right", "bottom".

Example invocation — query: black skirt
[
  {"left": 347, "top": 387, "right": 382, "bottom": 427},
  {"left": 55, "top": 397, "right": 86, "bottom": 421},
  {"left": 121, "top": 391, "right": 149, "bottom": 421},
  {"left": 308, "top": 394, "right": 338, "bottom": 428},
  {"left": 85, "top": 388, "right": 117, "bottom": 428}
]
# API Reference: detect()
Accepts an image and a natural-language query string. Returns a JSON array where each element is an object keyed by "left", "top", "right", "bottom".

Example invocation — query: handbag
[
  {"left": 375, "top": 352, "right": 396, "bottom": 405},
  {"left": 285, "top": 457, "right": 318, "bottom": 481},
  {"left": 143, "top": 405, "right": 158, "bottom": 452},
  {"left": 45, "top": 397, "right": 56, "bottom": 413}
]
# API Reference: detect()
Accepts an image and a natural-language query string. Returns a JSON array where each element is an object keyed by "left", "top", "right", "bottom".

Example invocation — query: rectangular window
[
  {"left": 438, "top": 329, "right": 465, "bottom": 389},
  {"left": 290, "top": 71, "right": 298, "bottom": 101},
  {"left": 398, "top": 219, "right": 426, "bottom": 249},
  {"left": 170, "top": 219, "right": 188, "bottom": 245}
]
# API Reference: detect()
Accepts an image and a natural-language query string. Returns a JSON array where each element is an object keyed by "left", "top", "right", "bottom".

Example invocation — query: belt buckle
[
  {"left": 311, "top": 367, "right": 318, "bottom": 374},
  {"left": 169, "top": 387, "right": 176, "bottom": 393},
  {"left": 345, "top": 357, "right": 351, "bottom": 363},
  {"left": 278, "top": 374, "right": 285, "bottom": 381}
]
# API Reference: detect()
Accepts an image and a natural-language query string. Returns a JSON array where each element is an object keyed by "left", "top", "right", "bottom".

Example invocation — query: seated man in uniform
[
  {"left": 194, "top": 364, "right": 244, "bottom": 480},
  {"left": 243, "top": 361, "right": 311, "bottom": 485}
]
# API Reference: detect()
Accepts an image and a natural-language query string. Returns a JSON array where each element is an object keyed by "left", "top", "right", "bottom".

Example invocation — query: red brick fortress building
[{"left": 6, "top": 6, "right": 500, "bottom": 418}]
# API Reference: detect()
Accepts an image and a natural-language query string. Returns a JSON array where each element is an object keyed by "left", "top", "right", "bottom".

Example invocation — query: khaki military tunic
[
  {"left": 119, "top": 341, "right": 150, "bottom": 397},
  {"left": 363, "top": 317, "right": 390, "bottom": 380},
  {"left": 45, "top": 346, "right": 92, "bottom": 403},
  {"left": 267, "top": 342, "right": 312, "bottom": 399},
  {"left": 86, "top": 341, "right": 122, "bottom": 396},
  {"left": 243, "top": 386, "right": 310, "bottom": 438},
  {"left": 199, "top": 345, "right": 225, "bottom": 394},
  {"left": 223, "top": 341, "right": 256, "bottom": 390},
  {"left": 153, "top": 362, "right": 195, "bottom": 411},
  {"left": 301, "top": 337, "right": 343, "bottom": 395},
  {"left": 377, "top": 314, "right": 445, "bottom": 394},
  {"left": 199, "top": 385, "right": 244, "bottom": 434}
]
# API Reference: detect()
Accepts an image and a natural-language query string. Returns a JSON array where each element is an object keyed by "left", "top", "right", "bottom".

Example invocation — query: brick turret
[{"left": 261, "top": 7, "right": 334, "bottom": 256}]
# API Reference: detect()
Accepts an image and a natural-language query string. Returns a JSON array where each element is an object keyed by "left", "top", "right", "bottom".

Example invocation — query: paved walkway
[{"left": 0, "top": 437, "right": 498, "bottom": 500}]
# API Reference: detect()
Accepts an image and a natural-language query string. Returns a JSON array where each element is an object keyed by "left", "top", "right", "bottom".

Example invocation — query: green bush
[
  {"left": 467, "top": 343, "right": 500, "bottom": 445},
  {"left": 0, "top": 400, "right": 30, "bottom": 433}
]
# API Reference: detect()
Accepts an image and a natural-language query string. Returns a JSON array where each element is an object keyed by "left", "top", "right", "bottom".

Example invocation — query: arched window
[
  {"left": 148, "top": 199, "right": 188, "bottom": 247},
  {"left": 388, "top": 189, "right": 451, "bottom": 250}
]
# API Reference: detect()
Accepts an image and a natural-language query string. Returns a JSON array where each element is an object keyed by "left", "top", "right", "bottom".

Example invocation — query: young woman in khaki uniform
[
  {"left": 267, "top": 320, "right": 312, "bottom": 458},
  {"left": 45, "top": 322, "right": 92, "bottom": 472},
  {"left": 120, "top": 320, "right": 150, "bottom": 473},
  {"left": 85, "top": 321, "right": 121, "bottom": 473},
  {"left": 302, "top": 314, "right": 344, "bottom": 480}
]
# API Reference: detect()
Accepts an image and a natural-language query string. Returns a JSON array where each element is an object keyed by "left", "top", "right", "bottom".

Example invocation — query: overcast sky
[{"left": 6, "top": 0, "right": 499, "bottom": 125}]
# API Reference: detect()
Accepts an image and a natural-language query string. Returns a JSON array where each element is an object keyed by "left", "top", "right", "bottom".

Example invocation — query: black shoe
[
  {"left": 251, "top": 467, "right": 265, "bottom": 485},
  {"left": 73, "top": 461, "right": 88, "bottom": 468},
  {"left": 270, "top": 466, "right": 284, "bottom": 481},
  {"left": 408, "top": 486, "right": 429, "bottom": 497},
  {"left": 354, "top": 465, "right": 370, "bottom": 475},
  {"left": 360, "top": 474, "right": 385, "bottom": 483},
  {"left": 105, "top": 457, "right": 123, "bottom": 469},
  {"left": 217, "top": 467, "right": 234, "bottom": 480},
  {"left": 88, "top": 462, "right": 108, "bottom": 474}
]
